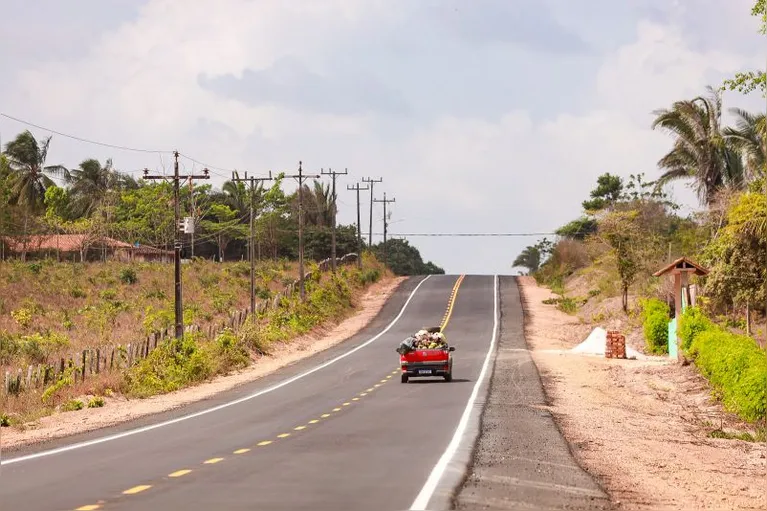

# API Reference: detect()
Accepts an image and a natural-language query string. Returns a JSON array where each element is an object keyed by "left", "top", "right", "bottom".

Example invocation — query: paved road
[{"left": 1, "top": 274, "right": 501, "bottom": 511}]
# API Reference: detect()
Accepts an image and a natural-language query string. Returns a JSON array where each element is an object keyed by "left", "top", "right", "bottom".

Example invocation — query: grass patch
[
  {"left": 88, "top": 396, "right": 105, "bottom": 408},
  {"left": 61, "top": 399, "right": 84, "bottom": 412}
]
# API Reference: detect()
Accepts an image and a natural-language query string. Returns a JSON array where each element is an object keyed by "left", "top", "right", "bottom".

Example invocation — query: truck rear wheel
[{"left": 401, "top": 373, "right": 409, "bottom": 383}]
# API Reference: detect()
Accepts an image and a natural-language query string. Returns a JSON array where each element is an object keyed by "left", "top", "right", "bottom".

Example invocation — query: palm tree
[
  {"left": 651, "top": 86, "right": 745, "bottom": 205},
  {"left": 724, "top": 108, "right": 767, "bottom": 181},
  {"left": 298, "top": 180, "right": 334, "bottom": 227},
  {"left": 513, "top": 246, "right": 542, "bottom": 274},
  {"left": 66, "top": 158, "right": 121, "bottom": 217},
  {"left": 3, "top": 130, "right": 68, "bottom": 212}
]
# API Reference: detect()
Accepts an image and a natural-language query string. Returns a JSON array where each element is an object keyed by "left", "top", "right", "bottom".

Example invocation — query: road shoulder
[{"left": 455, "top": 276, "right": 611, "bottom": 510}]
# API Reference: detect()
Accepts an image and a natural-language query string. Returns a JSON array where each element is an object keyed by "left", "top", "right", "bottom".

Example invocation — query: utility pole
[
  {"left": 347, "top": 182, "right": 369, "bottom": 268},
  {"left": 362, "top": 177, "right": 383, "bottom": 248},
  {"left": 230, "top": 170, "right": 274, "bottom": 315},
  {"left": 321, "top": 167, "right": 348, "bottom": 273},
  {"left": 373, "top": 192, "right": 395, "bottom": 268},
  {"left": 285, "top": 162, "right": 320, "bottom": 301},
  {"left": 143, "top": 152, "right": 210, "bottom": 339}
]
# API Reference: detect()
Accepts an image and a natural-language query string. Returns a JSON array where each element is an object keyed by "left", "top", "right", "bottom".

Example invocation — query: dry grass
[{"left": 0, "top": 258, "right": 302, "bottom": 370}]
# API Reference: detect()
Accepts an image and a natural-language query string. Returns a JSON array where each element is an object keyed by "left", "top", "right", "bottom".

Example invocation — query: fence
[{"left": 2, "top": 253, "right": 359, "bottom": 395}]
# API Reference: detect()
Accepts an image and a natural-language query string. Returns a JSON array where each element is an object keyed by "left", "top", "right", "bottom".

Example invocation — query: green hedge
[
  {"left": 641, "top": 298, "right": 669, "bottom": 354},
  {"left": 682, "top": 307, "right": 767, "bottom": 422}
]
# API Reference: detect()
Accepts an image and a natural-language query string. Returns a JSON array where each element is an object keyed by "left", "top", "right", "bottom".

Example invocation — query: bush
[
  {"left": 689, "top": 327, "right": 767, "bottom": 422},
  {"left": 88, "top": 396, "right": 105, "bottom": 408},
  {"left": 62, "top": 399, "right": 84, "bottom": 412},
  {"left": 119, "top": 267, "right": 138, "bottom": 285},
  {"left": 212, "top": 329, "right": 250, "bottom": 372},
  {"left": 678, "top": 306, "right": 713, "bottom": 352},
  {"left": 0, "top": 413, "right": 10, "bottom": 427},
  {"left": 641, "top": 298, "right": 669, "bottom": 354},
  {"left": 123, "top": 334, "right": 213, "bottom": 398}
]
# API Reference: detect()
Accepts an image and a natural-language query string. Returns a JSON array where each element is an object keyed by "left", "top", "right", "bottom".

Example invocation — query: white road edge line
[
  {"left": 1, "top": 275, "right": 433, "bottom": 466},
  {"left": 409, "top": 274, "right": 499, "bottom": 511}
]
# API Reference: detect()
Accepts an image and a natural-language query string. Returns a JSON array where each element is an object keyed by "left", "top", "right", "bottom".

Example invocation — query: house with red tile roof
[{"left": 0, "top": 234, "right": 173, "bottom": 263}]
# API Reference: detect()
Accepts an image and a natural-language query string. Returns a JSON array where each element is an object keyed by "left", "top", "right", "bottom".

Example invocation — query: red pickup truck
[{"left": 399, "top": 345, "right": 455, "bottom": 383}]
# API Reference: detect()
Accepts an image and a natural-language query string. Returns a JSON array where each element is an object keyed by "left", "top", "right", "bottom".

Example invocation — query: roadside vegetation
[{"left": 514, "top": 1, "right": 767, "bottom": 429}]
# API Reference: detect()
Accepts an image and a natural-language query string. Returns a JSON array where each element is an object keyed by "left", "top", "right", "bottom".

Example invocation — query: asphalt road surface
[{"left": 1, "top": 274, "right": 502, "bottom": 511}]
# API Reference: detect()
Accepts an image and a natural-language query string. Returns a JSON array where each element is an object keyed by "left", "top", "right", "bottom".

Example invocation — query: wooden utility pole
[
  {"left": 362, "top": 177, "right": 382, "bottom": 248},
  {"left": 373, "top": 192, "right": 395, "bottom": 267},
  {"left": 347, "top": 182, "right": 369, "bottom": 268},
  {"left": 230, "top": 170, "right": 273, "bottom": 314},
  {"left": 321, "top": 167, "right": 348, "bottom": 273},
  {"left": 143, "top": 152, "right": 210, "bottom": 339},
  {"left": 285, "top": 162, "right": 320, "bottom": 301}
]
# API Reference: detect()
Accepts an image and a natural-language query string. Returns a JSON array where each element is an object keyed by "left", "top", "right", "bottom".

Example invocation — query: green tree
[
  {"left": 200, "top": 204, "right": 246, "bottom": 262},
  {"left": 513, "top": 245, "right": 542, "bottom": 274},
  {"left": 66, "top": 158, "right": 128, "bottom": 217},
  {"left": 724, "top": 108, "right": 767, "bottom": 181},
  {"left": 582, "top": 173, "right": 623, "bottom": 212},
  {"left": 3, "top": 130, "right": 68, "bottom": 212},
  {"left": 372, "top": 238, "right": 444, "bottom": 276},
  {"left": 651, "top": 86, "right": 745, "bottom": 205},
  {"left": 113, "top": 182, "right": 176, "bottom": 248}
]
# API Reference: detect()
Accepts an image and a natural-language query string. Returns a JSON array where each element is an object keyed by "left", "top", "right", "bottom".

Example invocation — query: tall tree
[
  {"left": 724, "top": 108, "right": 767, "bottom": 181},
  {"left": 513, "top": 245, "right": 542, "bottom": 274},
  {"left": 651, "top": 86, "right": 745, "bottom": 205},
  {"left": 66, "top": 158, "right": 123, "bottom": 217},
  {"left": 3, "top": 130, "right": 68, "bottom": 212}
]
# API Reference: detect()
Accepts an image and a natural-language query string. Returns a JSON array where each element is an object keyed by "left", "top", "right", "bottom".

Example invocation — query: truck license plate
[{"left": 418, "top": 369, "right": 432, "bottom": 375}]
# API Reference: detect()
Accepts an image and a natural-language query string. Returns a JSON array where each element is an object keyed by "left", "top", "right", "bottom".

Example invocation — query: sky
[{"left": 1, "top": 0, "right": 765, "bottom": 275}]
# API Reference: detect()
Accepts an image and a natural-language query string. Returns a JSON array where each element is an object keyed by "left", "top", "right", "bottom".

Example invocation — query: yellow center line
[
  {"left": 367, "top": 387, "right": 374, "bottom": 392},
  {"left": 321, "top": 413, "right": 331, "bottom": 418},
  {"left": 277, "top": 433, "right": 291, "bottom": 438},
  {"left": 257, "top": 440, "right": 272, "bottom": 446},
  {"left": 234, "top": 448, "right": 250, "bottom": 454},
  {"left": 76, "top": 506, "right": 101, "bottom": 511},
  {"left": 332, "top": 407, "right": 342, "bottom": 412},
  {"left": 342, "top": 402, "right": 351, "bottom": 406},
  {"left": 441, "top": 274, "right": 465, "bottom": 331},
  {"left": 204, "top": 458, "right": 224, "bottom": 464},
  {"left": 123, "top": 485, "right": 151, "bottom": 495},
  {"left": 309, "top": 419, "right": 320, "bottom": 424},
  {"left": 294, "top": 425, "right": 307, "bottom": 430},
  {"left": 360, "top": 392, "right": 367, "bottom": 396},
  {"left": 352, "top": 397, "right": 359, "bottom": 401},
  {"left": 374, "top": 384, "right": 382, "bottom": 388},
  {"left": 380, "top": 379, "right": 387, "bottom": 383},
  {"left": 169, "top": 469, "right": 192, "bottom": 477}
]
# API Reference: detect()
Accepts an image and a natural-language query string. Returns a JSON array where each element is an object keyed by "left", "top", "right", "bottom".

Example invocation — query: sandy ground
[
  {"left": 1, "top": 276, "right": 405, "bottom": 450},
  {"left": 518, "top": 276, "right": 767, "bottom": 511}
]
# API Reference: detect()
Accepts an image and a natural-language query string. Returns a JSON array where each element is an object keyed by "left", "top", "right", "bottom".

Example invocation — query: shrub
[
  {"left": 11, "top": 307, "right": 33, "bottom": 328},
  {"left": 123, "top": 334, "right": 213, "bottom": 398},
  {"left": 0, "top": 413, "right": 10, "bottom": 427},
  {"left": 0, "top": 332, "right": 20, "bottom": 365},
  {"left": 27, "top": 262, "right": 43, "bottom": 275},
  {"left": 119, "top": 267, "right": 138, "bottom": 285},
  {"left": 19, "top": 332, "right": 70, "bottom": 363},
  {"left": 88, "top": 396, "right": 105, "bottom": 408},
  {"left": 641, "top": 298, "right": 669, "bottom": 354},
  {"left": 62, "top": 399, "right": 84, "bottom": 412},
  {"left": 100, "top": 288, "right": 117, "bottom": 301},
  {"left": 211, "top": 329, "right": 250, "bottom": 372},
  {"left": 70, "top": 286, "right": 87, "bottom": 299},
  {"left": 689, "top": 327, "right": 767, "bottom": 422},
  {"left": 678, "top": 306, "right": 713, "bottom": 352}
]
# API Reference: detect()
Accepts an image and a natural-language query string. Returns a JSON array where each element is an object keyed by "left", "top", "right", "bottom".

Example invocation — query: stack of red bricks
[{"left": 605, "top": 330, "right": 626, "bottom": 359}]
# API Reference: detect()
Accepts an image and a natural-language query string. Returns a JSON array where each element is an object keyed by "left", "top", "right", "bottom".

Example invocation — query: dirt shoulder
[
  {"left": 519, "top": 276, "right": 767, "bottom": 511},
  {"left": 1, "top": 276, "right": 405, "bottom": 451}
]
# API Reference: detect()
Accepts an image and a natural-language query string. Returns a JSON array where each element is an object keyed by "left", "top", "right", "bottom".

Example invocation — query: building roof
[
  {"left": 653, "top": 256, "right": 709, "bottom": 277},
  {"left": 0, "top": 234, "right": 171, "bottom": 256}
]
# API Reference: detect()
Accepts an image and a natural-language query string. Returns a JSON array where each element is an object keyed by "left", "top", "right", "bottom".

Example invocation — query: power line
[
  {"left": 0, "top": 112, "right": 171, "bottom": 154},
  {"left": 372, "top": 232, "right": 559, "bottom": 237}
]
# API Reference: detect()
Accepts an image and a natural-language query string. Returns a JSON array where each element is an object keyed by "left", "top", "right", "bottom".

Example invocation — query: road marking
[
  {"left": 123, "top": 485, "right": 151, "bottom": 495},
  {"left": 257, "top": 441, "right": 272, "bottom": 446},
  {"left": 321, "top": 413, "right": 331, "bottom": 418},
  {"left": 309, "top": 419, "right": 319, "bottom": 424},
  {"left": 277, "top": 433, "right": 291, "bottom": 438},
  {"left": 367, "top": 387, "right": 374, "bottom": 392},
  {"left": 342, "top": 402, "right": 351, "bottom": 406},
  {"left": 1, "top": 276, "right": 432, "bottom": 466},
  {"left": 294, "top": 426, "right": 306, "bottom": 430},
  {"left": 332, "top": 407, "right": 342, "bottom": 412},
  {"left": 204, "top": 457, "right": 224, "bottom": 464},
  {"left": 410, "top": 275, "right": 499, "bottom": 511},
  {"left": 352, "top": 397, "right": 359, "bottom": 401},
  {"left": 169, "top": 470, "right": 192, "bottom": 477},
  {"left": 386, "top": 375, "right": 392, "bottom": 379},
  {"left": 360, "top": 392, "right": 367, "bottom": 396},
  {"left": 234, "top": 448, "right": 250, "bottom": 454},
  {"left": 440, "top": 274, "right": 465, "bottom": 331},
  {"left": 380, "top": 379, "right": 387, "bottom": 383},
  {"left": 76, "top": 505, "right": 101, "bottom": 510}
]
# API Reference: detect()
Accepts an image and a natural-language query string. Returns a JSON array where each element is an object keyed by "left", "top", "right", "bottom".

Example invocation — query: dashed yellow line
[
  {"left": 123, "top": 485, "right": 151, "bottom": 495},
  {"left": 441, "top": 274, "right": 465, "bottom": 331},
  {"left": 73, "top": 372, "right": 394, "bottom": 511}
]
